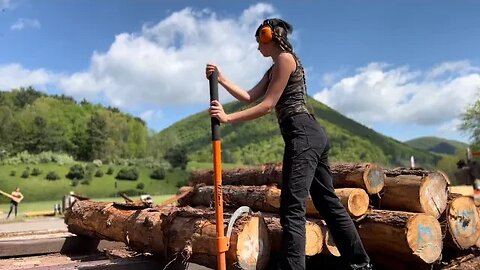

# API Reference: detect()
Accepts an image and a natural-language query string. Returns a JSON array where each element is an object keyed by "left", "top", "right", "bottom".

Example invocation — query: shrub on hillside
[
  {"left": 111, "top": 189, "right": 145, "bottom": 197},
  {"left": 106, "top": 167, "right": 114, "bottom": 175},
  {"left": 31, "top": 168, "right": 42, "bottom": 176},
  {"left": 46, "top": 171, "right": 60, "bottom": 181},
  {"left": 1, "top": 151, "right": 75, "bottom": 165},
  {"left": 81, "top": 179, "right": 90, "bottom": 185},
  {"left": 136, "top": 183, "right": 145, "bottom": 190},
  {"left": 71, "top": 180, "right": 79, "bottom": 187},
  {"left": 115, "top": 167, "right": 139, "bottom": 181},
  {"left": 94, "top": 170, "right": 104, "bottom": 177},
  {"left": 176, "top": 178, "right": 189, "bottom": 188},
  {"left": 21, "top": 169, "right": 30, "bottom": 179},
  {"left": 150, "top": 167, "right": 166, "bottom": 180},
  {"left": 10, "top": 170, "right": 16, "bottom": 177},
  {"left": 164, "top": 145, "right": 189, "bottom": 170},
  {"left": 66, "top": 164, "right": 85, "bottom": 180}
]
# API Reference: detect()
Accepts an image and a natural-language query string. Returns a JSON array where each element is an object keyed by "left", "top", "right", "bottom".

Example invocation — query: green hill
[
  {"left": 405, "top": 137, "right": 468, "bottom": 155},
  {"left": 153, "top": 97, "right": 441, "bottom": 169}
]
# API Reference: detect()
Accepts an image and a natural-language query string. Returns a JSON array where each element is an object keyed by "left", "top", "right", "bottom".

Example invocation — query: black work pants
[
  {"left": 7, "top": 201, "right": 18, "bottom": 218},
  {"left": 278, "top": 113, "right": 370, "bottom": 270}
]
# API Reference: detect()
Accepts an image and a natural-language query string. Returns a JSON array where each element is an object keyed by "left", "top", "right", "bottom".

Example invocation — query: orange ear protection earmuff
[
  {"left": 258, "top": 19, "right": 275, "bottom": 44},
  {"left": 259, "top": 24, "right": 273, "bottom": 44}
]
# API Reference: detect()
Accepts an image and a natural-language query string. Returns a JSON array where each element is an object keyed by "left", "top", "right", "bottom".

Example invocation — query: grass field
[
  {"left": 0, "top": 163, "right": 189, "bottom": 203},
  {"left": 0, "top": 194, "right": 174, "bottom": 216}
]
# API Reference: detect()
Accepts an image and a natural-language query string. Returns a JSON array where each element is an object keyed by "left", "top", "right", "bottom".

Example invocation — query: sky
[{"left": 1, "top": 0, "right": 479, "bottom": 143}]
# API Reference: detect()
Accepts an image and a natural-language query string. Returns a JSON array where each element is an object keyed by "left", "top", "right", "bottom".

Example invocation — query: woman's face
[{"left": 257, "top": 38, "right": 271, "bottom": 57}]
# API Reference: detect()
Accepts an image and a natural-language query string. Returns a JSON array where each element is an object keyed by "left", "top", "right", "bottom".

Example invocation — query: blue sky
[{"left": 1, "top": 0, "right": 479, "bottom": 143}]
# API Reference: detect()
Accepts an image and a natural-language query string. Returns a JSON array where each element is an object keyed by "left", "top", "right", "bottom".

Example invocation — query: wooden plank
[{"left": 0, "top": 235, "right": 125, "bottom": 258}]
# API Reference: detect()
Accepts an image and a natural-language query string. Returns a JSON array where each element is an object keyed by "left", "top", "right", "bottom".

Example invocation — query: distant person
[
  {"left": 7, "top": 187, "right": 24, "bottom": 219},
  {"left": 206, "top": 18, "right": 371, "bottom": 270}
]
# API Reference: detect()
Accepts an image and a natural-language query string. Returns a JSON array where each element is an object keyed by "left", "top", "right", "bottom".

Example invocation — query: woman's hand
[
  {"left": 205, "top": 63, "right": 223, "bottom": 82},
  {"left": 209, "top": 100, "right": 230, "bottom": 124}
]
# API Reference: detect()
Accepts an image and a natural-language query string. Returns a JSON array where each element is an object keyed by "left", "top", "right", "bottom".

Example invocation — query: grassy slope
[
  {"left": 155, "top": 97, "right": 440, "bottom": 168},
  {"left": 0, "top": 163, "right": 187, "bottom": 203},
  {"left": 405, "top": 136, "right": 468, "bottom": 155}
]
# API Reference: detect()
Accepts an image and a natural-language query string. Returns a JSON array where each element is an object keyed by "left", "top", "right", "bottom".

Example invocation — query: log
[
  {"left": 189, "top": 163, "right": 385, "bottom": 194},
  {"left": 319, "top": 220, "right": 340, "bottom": 257},
  {"left": 330, "top": 163, "right": 385, "bottom": 194},
  {"left": 377, "top": 173, "right": 448, "bottom": 218},
  {"left": 179, "top": 185, "right": 369, "bottom": 221},
  {"left": 263, "top": 216, "right": 323, "bottom": 256},
  {"left": 189, "top": 163, "right": 283, "bottom": 186},
  {"left": 65, "top": 200, "right": 271, "bottom": 270},
  {"left": 442, "top": 195, "right": 480, "bottom": 250},
  {"left": 357, "top": 210, "right": 442, "bottom": 264}
]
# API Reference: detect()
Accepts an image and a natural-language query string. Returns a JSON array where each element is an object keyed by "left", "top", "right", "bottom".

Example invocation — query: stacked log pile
[{"left": 64, "top": 162, "right": 480, "bottom": 270}]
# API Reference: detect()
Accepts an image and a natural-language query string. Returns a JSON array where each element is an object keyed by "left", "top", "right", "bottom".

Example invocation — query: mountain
[
  {"left": 405, "top": 137, "right": 468, "bottom": 156},
  {"left": 153, "top": 97, "right": 441, "bottom": 169}
]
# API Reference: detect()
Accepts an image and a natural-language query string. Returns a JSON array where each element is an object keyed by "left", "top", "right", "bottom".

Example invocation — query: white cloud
[
  {"left": 58, "top": 3, "right": 276, "bottom": 108},
  {"left": 140, "top": 110, "right": 163, "bottom": 122},
  {"left": 0, "top": 64, "right": 53, "bottom": 90},
  {"left": 10, "top": 18, "right": 41, "bottom": 31},
  {"left": 314, "top": 61, "right": 480, "bottom": 128},
  {"left": 1, "top": 0, "right": 12, "bottom": 9}
]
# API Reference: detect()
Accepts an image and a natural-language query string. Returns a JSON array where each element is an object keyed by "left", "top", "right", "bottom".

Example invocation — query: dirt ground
[{"left": 1, "top": 217, "right": 479, "bottom": 270}]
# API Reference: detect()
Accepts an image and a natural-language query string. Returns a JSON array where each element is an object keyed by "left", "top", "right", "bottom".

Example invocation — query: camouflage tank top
[{"left": 267, "top": 53, "right": 309, "bottom": 123}]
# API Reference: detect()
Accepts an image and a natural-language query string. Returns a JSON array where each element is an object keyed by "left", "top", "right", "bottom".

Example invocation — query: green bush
[
  {"left": 176, "top": 178, "right": 189, "bottom": 188},
  {"left": 21, "top": 169, "right": 30, "bottom": 179},
  {"left": 81, "top": 179, "right": 90, "bottom": 185},
  {"left": 66, "top": 164, "right": 85, "bottom": 180},
  {"left": 31, "top": 168, "right": 42, "bottom": 176},
  {"left": 10, "top": 170, "right": 16, "bottom": 176},
  {"left": 136, "top": 183, "right": 145, "bottom": 190},
  {"left": 115, "top": 167, "right": 139, "bottom": 181},
  {"left": 46, "top": 171, "right": 61, "bottom": 181},
  {"left": 71, "top": 180, "right": 79, "bottom": 187},
  {"left": 150, "top": 167, "right": 166, "bottom": 180},
  {"left": 106, "top": 167, "right": 114, "bottom": 175},
  {"left": 94, "top": 170, "right": 104, "bottom": 177},
  {"left": 111, "top": 189, "right": 145, "bottom": 197}
]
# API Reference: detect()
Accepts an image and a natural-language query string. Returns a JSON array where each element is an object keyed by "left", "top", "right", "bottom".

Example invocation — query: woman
[
  {"left": 7, "top": 187, "right": 24, "bottom": 219},
  {"left": 206, "top": 18, "right": 371, "bottom": 270}
]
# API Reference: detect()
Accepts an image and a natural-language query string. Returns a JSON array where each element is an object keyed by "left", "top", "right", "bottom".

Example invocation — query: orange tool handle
[{"left": 209, "top": 69, "right": 228, "bottom": 270}]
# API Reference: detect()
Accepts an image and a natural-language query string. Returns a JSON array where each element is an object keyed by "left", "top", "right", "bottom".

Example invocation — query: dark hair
[{"left": 255, "top": 18, "right": 294, "bottom": 52}]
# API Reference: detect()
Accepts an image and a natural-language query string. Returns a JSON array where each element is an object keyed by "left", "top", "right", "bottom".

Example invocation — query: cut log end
[
  {"left": 345, "top": 188, "right": 370, "bottom": 218},
  {"left": 305, "top": 222, "right": 323, "bottom": 256},
  {"left": 234, "top": 216, "right": 271, "bottom": 270},
  {"left": 405, "top": 214, "right": 442, "bottom": 264},
  {"left": 446, "top": 196, "right": 480, "bottom": 249},
  {"left": 363, "top": 163, "right": 385, "bottom": 194},
  {"left": 320, "top": 222, "right": 340, "bottom": 257},
  {"left": 419, "top": 173, "right": 448, "bottom": 218}
]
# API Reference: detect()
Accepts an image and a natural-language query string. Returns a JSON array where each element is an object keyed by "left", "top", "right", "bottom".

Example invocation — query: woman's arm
[
  {"left": 206, "top": 64, "right": 269, "bottom": 104},
  {"left": 209, "top": 53, "right": 296, "bottom": 123}
]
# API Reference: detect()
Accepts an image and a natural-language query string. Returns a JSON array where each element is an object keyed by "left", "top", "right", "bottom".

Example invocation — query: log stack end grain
[
  {"left": 332, "top": 163, "right": 385, "bottom": 195},
  {"left": 443, "top": 196, "right": 480, "bottom": 250},
  {"left": 381, "top": 169, "right": 448, "bottom": 219},
  {"left": 419, "top": 172, "right": 448, "bottom": 218},
  {"left": 357, "top": 210, "right": 442, "bottom": 264},
  {"left": 264, "top": 216, "right": 323, "bottom": 257},
  {"left": 363, "top": 163, "right": 386, "bottom": 195}
]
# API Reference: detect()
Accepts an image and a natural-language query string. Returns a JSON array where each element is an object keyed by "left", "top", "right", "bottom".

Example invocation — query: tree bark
[
  {"left": 442, "top": 195, "right": 480, "bottom": 250},
  {"left": 263, "top": 215, "right": 323, "bottom": 256},
  {"left": 65, "top": 200, "right": 271, "bottom": 270},
  {"left": 376, "top": 173, "right": 448, "bottom": 218},
  {"left": 189, "top": 163, "right": 385, "bottom": 194},
  {"left": 179, "top": 185, "right": 369, "bottom": 221},
  {"left": 356, "top": 210, "right": 442, "bottom": 264}
]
